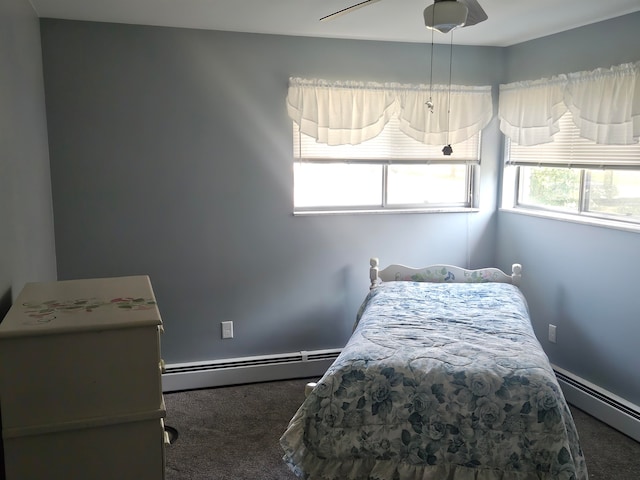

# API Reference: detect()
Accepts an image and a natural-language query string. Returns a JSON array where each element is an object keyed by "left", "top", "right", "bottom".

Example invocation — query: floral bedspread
[{"left": 281, "top": 282, "right": 588, "bottom": 480}]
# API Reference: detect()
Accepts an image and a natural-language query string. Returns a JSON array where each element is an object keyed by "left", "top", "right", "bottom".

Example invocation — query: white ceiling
[{"left": 29, "top": 0, "right": 640, "bottom": 47}]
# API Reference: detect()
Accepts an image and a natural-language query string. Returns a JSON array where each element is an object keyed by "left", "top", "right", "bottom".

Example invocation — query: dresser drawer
[
  {"left": 4, "top": 414, "right": 166, "bottom": 480},
  {"left": 0, "top": 275, "right": 164, "bottom": 430},
  {"left": 0, "top": 325, "right": 163, "bottom": 429}
]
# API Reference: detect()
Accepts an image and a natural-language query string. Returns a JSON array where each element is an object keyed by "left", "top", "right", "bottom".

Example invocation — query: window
[
  {"left": 503, "top": 112, "right": 640, "bottom": 226},
  {"left": 498, "top": 61, "right": 640, "bottom": 228},
  {"left": 287, "top": 77, "right": 493, "bottom": 214},
  {"left": 293, "top": 117, "right": 479, "bottom": 213}
]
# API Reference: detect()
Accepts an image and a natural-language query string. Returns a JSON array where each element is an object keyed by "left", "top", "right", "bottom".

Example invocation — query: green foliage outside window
[
  {"left": 519, "top": 167, "right": 640, "bottom": 221},
  {"left": 527, "top": 167, "right": 580, "bottom": 208},
  {"left": 589, "top": 170, "right": 640, "bottom": 218}
]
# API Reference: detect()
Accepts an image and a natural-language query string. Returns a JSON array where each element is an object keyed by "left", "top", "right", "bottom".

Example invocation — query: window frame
[
  {"left": 503, "top": 162, "right": 640, "bottom": 232},
  {"left": 292, "top": 121, "right": 480, "bottom": 215},
  {"left": 502, "top": 107, "right": 640, "bottom": 231},
  {"left": 293, "top": 161, "right": 475, "bottom": 215}
]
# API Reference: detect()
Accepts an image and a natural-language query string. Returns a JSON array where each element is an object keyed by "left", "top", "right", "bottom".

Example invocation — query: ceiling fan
[{"left": 320, "top": 0, "right": 488, "bottom": 34}]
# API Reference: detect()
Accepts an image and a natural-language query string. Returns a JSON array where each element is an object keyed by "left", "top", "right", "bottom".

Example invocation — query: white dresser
[{"left": 0, "top": 275, "right": 166, "bottom": 480}]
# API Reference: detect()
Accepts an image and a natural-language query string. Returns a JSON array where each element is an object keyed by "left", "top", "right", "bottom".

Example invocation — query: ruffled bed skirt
[
  {"left": 281, "top": 373, "right": 588, "bottom": 480},
  {"left": 282, "top": 432, "right": 580, "bottom": 480}
]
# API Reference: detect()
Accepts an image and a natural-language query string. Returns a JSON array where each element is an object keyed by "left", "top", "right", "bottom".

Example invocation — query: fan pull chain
[
  {"left": 443, "top": 30, "right": 454, "bottom": 156},
  {"left": 426, "top": 24, "right": 435, "bottom": 113}
]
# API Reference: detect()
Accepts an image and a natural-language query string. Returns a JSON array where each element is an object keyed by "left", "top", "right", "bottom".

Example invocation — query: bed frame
[{"left": 369, "top": 257, "right": 522, "bottom": 289}]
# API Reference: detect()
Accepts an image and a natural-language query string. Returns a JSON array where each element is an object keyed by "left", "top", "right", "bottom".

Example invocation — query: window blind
[
  {"left": 294, "top": 114, "right": 481, "bottom": 165},
  {"left": 507, "top": 112, "right": 640, "bottom": 169}
]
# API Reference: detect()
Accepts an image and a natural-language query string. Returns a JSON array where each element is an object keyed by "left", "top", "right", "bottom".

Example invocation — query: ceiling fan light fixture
[{"left": 424, "top": 1, "right": 469, "bottom": 34}]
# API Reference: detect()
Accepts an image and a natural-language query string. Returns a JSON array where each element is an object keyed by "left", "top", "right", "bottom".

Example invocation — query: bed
[{"left": 280, "top": 259, "right": 588, "bottom": 480}]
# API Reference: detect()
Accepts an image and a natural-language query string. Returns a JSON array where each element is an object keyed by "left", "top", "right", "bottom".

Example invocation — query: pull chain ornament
[{"left": 426, "top": 99, "right": 434, "bottom": 112}]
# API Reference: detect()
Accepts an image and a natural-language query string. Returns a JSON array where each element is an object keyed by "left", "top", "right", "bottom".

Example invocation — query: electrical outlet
[
  {"left": 548, "top": 324, "right": 557, "bottom": 343},
  {"left": 221, "top": 321, "right": 234, "bottom": 339}
]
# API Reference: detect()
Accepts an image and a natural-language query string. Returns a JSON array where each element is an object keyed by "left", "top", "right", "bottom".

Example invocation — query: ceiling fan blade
[
  {"left": 459, "top": 0, "right": 488, "bottom": 27},
  {"left": 320, "top": 0, "right": 382, "bottom": 22}
]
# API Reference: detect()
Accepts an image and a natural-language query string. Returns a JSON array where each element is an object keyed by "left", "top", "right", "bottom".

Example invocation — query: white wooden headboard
[{"left": 369, "top": 258, "right": 522, "bottom": 289}]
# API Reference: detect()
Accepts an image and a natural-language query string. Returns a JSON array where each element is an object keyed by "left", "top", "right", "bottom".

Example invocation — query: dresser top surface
[{"left": 0, "top": 275, "right": 162, "bottom": 337}]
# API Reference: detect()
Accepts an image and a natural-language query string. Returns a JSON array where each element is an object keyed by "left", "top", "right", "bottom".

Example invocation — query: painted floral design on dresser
[{"left": 22, "top": 297, "right": 156, "bottom": 324}]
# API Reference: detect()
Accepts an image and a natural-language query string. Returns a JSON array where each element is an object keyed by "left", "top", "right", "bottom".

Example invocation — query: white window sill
[
  {"left": 499, "top": 207, "right": 640, "bottom": 234},
  {"left": 294, "top": 207, "right": 479, "bottom": 217}
]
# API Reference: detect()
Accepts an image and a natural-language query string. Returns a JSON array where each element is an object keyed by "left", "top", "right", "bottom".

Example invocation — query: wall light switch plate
[
  {"left": 221, "top": 321, "right": 234, "bottom": 339},
  {"left": 548, "top": 324, "right": 557, "bottom": 343}
]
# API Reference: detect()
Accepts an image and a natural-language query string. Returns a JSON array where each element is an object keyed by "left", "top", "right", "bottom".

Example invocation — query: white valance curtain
[
  {"left": 498, "top": 61, "right": 640, "bottom": 146},
  {"left": 286, "top": 77, "right": 493, "bottom": 146}
]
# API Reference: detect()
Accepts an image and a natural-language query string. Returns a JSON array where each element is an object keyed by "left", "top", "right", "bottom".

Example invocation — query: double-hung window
[
  {"left": 503, "top": 112, "right": 640, "bottom": 224},
  {"left": 293, "top": 117, "right": 480, "bottom": 212},
  {"left": 287, "top": 77, "right": 493, "bottom": 214},
  {"left": 499, "top": 61, "right": 640, "bottom": 228}
]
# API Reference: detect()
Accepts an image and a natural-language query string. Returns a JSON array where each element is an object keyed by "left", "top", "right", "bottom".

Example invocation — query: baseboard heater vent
[
  {"left": 162, "top": 349, "right": 341, "bottom": 393},
  {"left": 553, "top": 364, "right": 640, "bottom": 442}
]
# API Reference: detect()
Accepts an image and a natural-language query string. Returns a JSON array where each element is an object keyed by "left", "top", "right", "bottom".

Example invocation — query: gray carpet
[{"left": 164, "top": 378, "right": 640, "bottom": 480}]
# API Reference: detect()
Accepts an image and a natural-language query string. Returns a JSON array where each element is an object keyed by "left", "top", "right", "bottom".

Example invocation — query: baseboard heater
[
  {"left": 553, "top": 364, "right": 640, "bottom": 442},
  {"left": 162, "top": 348, "right": 341, "bottom": 393}
]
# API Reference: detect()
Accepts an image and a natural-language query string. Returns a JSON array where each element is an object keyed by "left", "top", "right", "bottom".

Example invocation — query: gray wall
[
  {"left": 497, "top": 12, "right": 640, "bottom": 405},
  {"left": 38, "top": 13, "right": 640, "bottom": 407},
  {"left": 0, "top": 0, "right": 57, "bottom": 316},
  {"left": 1, "top": 0, "right": 57, "bottom": 475},
  {"left": 40, "top": 20, "right": 504, "bottom": 364}
]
